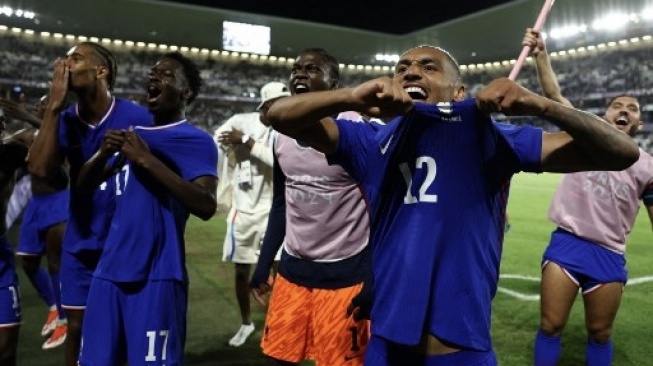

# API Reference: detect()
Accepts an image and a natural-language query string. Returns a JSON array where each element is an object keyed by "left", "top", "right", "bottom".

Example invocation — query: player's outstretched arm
[
  {"left": 268, "top": 76, "right": 412, "bottom": 155},
  {"left": 523, "top": 28, "right": 572, "bottom": 107},
  {"left": 0, "top": 97, "right": 42, "bottom": 128},
  {"left": 476, "top": 78, "right": 639, "bottom": 172},
  {"left": 28, "top": 58, "right": 68, "bottom": 179}
]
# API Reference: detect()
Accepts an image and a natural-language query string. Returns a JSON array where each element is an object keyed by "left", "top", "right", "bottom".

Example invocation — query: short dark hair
[
  {"left": 606, "top": 94, "right": 639, "bottom": 108},
  {"left": 298, "top": 48, "right": 340, "bottom": 82},
  {"left": 79, "top": 42, "right": 117, "bottom": 91},
  {"left": 161, "top": 52, "right": 202, "bottom": 105}
]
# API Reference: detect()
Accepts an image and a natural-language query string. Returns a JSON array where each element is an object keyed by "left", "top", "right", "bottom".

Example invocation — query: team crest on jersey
[{"left": 435, "top": 102, "right": 462, "bottom": 122}]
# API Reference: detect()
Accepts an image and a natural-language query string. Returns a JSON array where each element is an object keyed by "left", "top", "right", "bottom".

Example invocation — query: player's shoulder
[{"left": 113, "top": 98, "right": 151, "bottom": 118}]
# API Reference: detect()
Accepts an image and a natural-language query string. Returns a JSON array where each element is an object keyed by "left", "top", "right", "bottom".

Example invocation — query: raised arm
[
  {"left": 27, "top": 59, "right": 68, "bottom": 179},
  {"left": 523, "top": 28, "right": 573, "bottom": 107},
  {"left": 476, "top": 78, "right": 639, "bottom": 172},
  {"left": 268, "top": 77, "right": 413, "bottom": 154},
  {"left": 0, "top": 96, "right": 42, "bottom": 128}
]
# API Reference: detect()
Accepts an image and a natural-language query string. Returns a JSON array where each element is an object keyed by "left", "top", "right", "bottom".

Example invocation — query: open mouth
[
  {"left": 147, "top": 85, "right": 162, "bottom": 104},
  {"left": 293, "top": 83, "right": 309, "bottom": 94},
  {"left": 615, "top": 117, "right": 629, "bottom": 127},
  {"left": 404, "top": 86, "right": 427, "bottom": 101}
]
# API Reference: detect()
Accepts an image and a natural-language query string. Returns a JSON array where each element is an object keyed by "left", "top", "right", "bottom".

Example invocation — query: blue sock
[
  {"left": 586, "top": 339, "right": 612, "bottom": 366},
  {"left": 534, "top": 330, "right": 561, "bottom": 366},
  {"left": 50, "top": 273, "right": 66, "bottom": 320},
  {"left": 27, "top": 267, "right": 56, "bottom": 307}
]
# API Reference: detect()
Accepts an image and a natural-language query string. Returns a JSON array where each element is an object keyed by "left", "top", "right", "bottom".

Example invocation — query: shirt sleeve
[
  {"left": 327, "top": 120, "right": 378, "bottom": 183},
  {"left": 177, "top": 133, "right": 219, "bottom": 182},
  {"left": 249, "top": 132, "right": 274, "bottom": 167},
  {"left": 251, "top": 150, "right": 286, "bottom": 287},
  {"left": 493, "top": 122, "right": 543, "bottom": 174}
]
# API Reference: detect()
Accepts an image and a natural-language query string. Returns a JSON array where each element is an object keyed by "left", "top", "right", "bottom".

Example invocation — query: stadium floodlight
[
  {"left": 375, "top": 54, "right": 399, "bottom": 63},
  {"left": 158, "top": 44, "right": 168, "bottom": 50},
  {"left": 180, "top": 46, "right": 189, "bottom": 52},
  {"left": 89, "top": 36, "right": 99, "bottom": 42},
  {"left": 630, "top": 37, "right": 641, "bottom": 43},
  {"left": 643, "top": 7, "right": 653, "bottom": 20},
  {"left": 24, "top": 29, "right": 33, "bottom": 35},
  {"left": 592, "top": 13, "right": 629, "bottom": 31},
  {"left": 643, "top": 35, "right": 652, "bottom": 41},
  {"left": 101, "top": 38, "right": 111, "bottom": 44},
  {"left": 147, "top": 43, "right": 156, "bottom": 49},
  {"left": 113, "top": 39, "right": 123, "bottom": 45},
  {"left": 124, "top": 40, "right": 134, "bottom": 46},
  {"left": 136, "top": 42, "right": 145, "bottom": 47},
  {"left": 190, "top": 47, "right": 199, "bottom": 53},
  {"left": 278, "top": 57, "right": 286, "bottom": 62},
  {"left": 53, "top": 33, "right": 63, "bottom": 38},
  {"left": 549, "top": 24, "right": 587, "bottom": 39},
  {"left": 10, "top": 27, "right": 20, "bottom": 33}
]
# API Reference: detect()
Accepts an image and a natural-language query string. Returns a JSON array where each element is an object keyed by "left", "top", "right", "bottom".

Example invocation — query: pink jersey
[
  {"left": 549, "top": 149, "right": 653, "bottom": 253},
  {"left": 275, "top": 133, "right": 369, "bottom": 261}
]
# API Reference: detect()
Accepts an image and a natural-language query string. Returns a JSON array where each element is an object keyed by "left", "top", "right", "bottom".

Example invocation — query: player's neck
[
  {"left": 77, "top": 89, "right": 113, "bottom": 125},
  {"left": 154, "top": 110, "right": 185, "bottom": 126}
]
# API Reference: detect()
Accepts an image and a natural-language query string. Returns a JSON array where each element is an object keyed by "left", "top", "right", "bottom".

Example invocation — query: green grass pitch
[{"left": 14, "top": 172, "right": 653, "bottom": 365}]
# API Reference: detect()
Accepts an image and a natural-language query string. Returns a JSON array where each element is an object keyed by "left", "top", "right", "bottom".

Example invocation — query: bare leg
[
  {"left": 0, "top": 326, "right": 19, "bottom": 366},
  {"left": 64, "top": 308, "right": 84, "bottom": 366}
]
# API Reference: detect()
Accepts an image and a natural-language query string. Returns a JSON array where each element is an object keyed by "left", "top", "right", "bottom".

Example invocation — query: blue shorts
[
  {"left": 0, "top": 236, "right": 17, "bottom": 287},
  {"left": 0, "top": 284, "right": 21, "bottom": 327},
  {"left": 542, "top": 228, "right": 628, "bottom": 294},
  {"left": 16, "top": 190, "right": 69, "bottom": 256},
  {"left": 79, "top": 278, "right": 188, "bottom": 366},
  {"left": 60, "top": 249, "right": 101, "bottom": 309},
  {"left": 365, "top": 336, "right": 497, "bottom": 366}
]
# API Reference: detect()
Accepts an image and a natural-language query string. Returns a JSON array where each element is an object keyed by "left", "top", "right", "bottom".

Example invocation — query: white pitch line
[
  {"left": 497, "top": 287, "right": 540, "bottom": 301},
  {"left": 497, "top": 274, "right": 653, "bottom": 301},
  {"left": 500, "top": 274, "right": 540, "bottom": 281}
]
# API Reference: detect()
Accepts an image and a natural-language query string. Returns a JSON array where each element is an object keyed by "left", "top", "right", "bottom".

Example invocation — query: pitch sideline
[{"left": 497, "top": 274, "right": 653, "bottom": 301}]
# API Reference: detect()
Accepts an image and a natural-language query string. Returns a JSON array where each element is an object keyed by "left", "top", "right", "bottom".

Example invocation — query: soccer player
[
  {"left": 0, "top": 121, "right": 29, "bottom": 366},
  {"left": 524, "top": 28, "right": 653, "bottom": 366},
  {"left": 249, "top": 48, "right": 372, "bottom": 366},
  {"left": 215, "top": 81, "right": 288, "bottom": 347},
  {"left": 265, "top": 45, "right": 640, "bottom": 365},
  {"left": 3, "top": 92, "right": 70, "bottom": 349},
  {"left": 76, "top": 51, "right": 217, "bottom": 366},
  {"left": 27, "top": 42, "right": 153, "bottom": 365}
]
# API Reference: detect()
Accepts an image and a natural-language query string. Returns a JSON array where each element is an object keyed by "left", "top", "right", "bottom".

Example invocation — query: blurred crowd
[{"left": 2, "top": 32, "right": 653, "bottom": 151}]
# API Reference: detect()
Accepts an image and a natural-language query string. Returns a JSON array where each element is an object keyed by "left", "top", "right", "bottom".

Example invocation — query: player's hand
[
  {"left": 476, "top": 77, "right": 547, "bottom": 117},
  {"left": 100, "top": 129, "right": 126, "bottom": 158},
  {"left": 48, "top": 58, "right": 70, "bottom": 112},
  {"left": 522, "top": 28, "right": 546, "bottom": 57},
  {"left": 350, "top": 77, "right": 414, "bottom": 118},
  {"left": 121, "top": 127, "right": 151, "bottom": 164},
  {"left": 218, "top": 128, "right": 245, "bottom": 146},
  {"left": 250, "top": 275, "right": 274, "bottom": 307},
  {"left": 346, "top": 280, "right": 373, "bottom": 321},
  {"left": 0, "top": 94, "right": 39, "bottom": 124}
]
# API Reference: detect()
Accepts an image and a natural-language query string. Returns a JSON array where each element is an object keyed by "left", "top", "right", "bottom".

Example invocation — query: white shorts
[{"left": 222, "top": 207, "right": 270, "bottom": 264}]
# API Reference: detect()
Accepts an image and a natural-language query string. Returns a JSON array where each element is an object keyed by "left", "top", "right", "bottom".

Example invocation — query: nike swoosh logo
[
  {"left": 344, "top": 354, "right": 362, "bottom": 361},
  {"left": 380, "top": 135, "right": 393, "bottom": 155}
]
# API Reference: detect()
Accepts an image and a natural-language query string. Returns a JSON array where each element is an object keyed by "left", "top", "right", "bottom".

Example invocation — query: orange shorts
[{"left": 261, "top": 274, "right": 370, "bottom": 365}]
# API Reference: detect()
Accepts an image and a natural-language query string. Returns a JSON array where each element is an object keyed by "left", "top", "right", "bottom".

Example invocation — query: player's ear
[
  {"left": 453, "top": 84, "right": 466, "bottom": 102},
  {"left": 182, "top": 87, "right": 192, "bottom": 102},
  {"left": 96, "top": 65, "right": 108, "bottom": 82}
]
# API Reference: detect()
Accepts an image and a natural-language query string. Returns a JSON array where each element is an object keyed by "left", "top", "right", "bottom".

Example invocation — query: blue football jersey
[
  {"left": 331, "top": 98, "right": 543, "bottom": 351},
  {"left": 58, "top": 98, "right": 153, "bottom": 253},
  {"left": 94, "top": 120, "right": 218, "bottom": 283}
]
